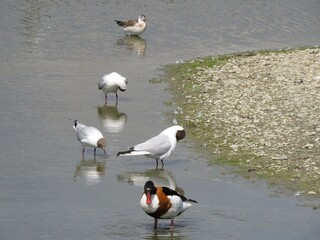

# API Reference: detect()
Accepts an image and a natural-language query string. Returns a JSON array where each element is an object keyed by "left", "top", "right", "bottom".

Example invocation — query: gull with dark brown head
[
  {"left": 117, "top": 125, "right": 186, "bottom": 168},
  {"left": 73, "top": 120, "right": 106, "bottom": 157}
]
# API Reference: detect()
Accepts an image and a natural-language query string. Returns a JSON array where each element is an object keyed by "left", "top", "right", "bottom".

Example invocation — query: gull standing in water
[
  {"left": 98, "top": 72, "right": 127, "bottom": 105},
  {"left": 73, "top": 120, "right": 106, "bottom": 157},
  {"left": 117, "top": 126, "right": 186, "bottom": 168},
  {"left": 114, "top": 15, "right": 147, "bottom": 36}
]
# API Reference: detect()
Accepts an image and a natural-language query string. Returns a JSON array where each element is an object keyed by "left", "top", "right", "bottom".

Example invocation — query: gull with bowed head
[
  {"left": 73, "top": 120, "right": 106, "bottom": 157},
  {"left": 98, "top": 72, "right": 127, "bottom": 106}
]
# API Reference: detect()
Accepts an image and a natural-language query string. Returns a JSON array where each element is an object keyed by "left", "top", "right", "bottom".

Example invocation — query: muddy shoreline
[{"left": 163, "top": 47, "right": 320, "bottom": 197}]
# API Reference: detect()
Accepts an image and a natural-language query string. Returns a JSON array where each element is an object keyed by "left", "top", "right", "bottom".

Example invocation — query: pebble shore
[{"left": 165, "top": 47, "right": 320, "bottom": 197}]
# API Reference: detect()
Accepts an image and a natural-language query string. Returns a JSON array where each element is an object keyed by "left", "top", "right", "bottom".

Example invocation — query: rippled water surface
[{"left": 0, "top": 0, "right": 320, "bottom": 239}]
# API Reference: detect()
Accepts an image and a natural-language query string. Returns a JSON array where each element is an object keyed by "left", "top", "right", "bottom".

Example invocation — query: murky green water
[{"left": 0, "top": 0, "right": 319, "bottom": 239}]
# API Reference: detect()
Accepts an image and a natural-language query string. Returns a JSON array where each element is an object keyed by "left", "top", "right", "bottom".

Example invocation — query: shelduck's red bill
[{"left": 146, "top": 192, "right": 152, "bottom": 205}]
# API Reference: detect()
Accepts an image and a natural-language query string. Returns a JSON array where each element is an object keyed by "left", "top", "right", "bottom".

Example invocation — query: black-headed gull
[
  {"left": 73, "top": 120, "right": 106, "bottom": 157},
  {"left": 98, "top": 72, "right": 127, "bottom": 105},
  {"left": 115, "top": 15, "right": 147, "bottom": 36},
  {"left": 117, "top": 125, "right": 186, "bottom": 168},
  {"left": 140, "top": 180, "right": 197, "bottom": 230}
]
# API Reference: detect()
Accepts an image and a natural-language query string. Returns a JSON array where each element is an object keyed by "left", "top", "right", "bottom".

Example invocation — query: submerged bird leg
[
  {"left": 82, "top": 147, "right": 85, "bottom": 158},
  {"left": 170, "top": 219, "right": 175, "bottom": 230},
  {"left": 155, "top": 159, "right": 159, "bottom": 169},
  {"left": 161, "top": 159, "right": 164, "bottom": 169},
  {"left": 102, "top": 148, "right": 107, "bottom": 155},
  {"left": 94, "top": 147, "right": 97, "bottom": 156},
  {"left": 104, "top": 95, "right": 108, "bottom": 105},
  {"left": 116, "top": 93, "right": 119, "bottom": 105},
  {"left": 154, "top": 218, "right": 158, "bottom": 229}
]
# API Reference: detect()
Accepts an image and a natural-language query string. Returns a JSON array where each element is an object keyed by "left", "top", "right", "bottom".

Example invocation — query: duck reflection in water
[
  {"left": 117, "top": 35, "right": 146, "bottom": 57},
  {"left": 74, "top": 159, "right": 106, "bottom": 186},
  {"left": 98, "top": 105, "right": 127, "bottom": 133},
  {"left": 150, "top": 228, "right": 184, "bottom": 239},
  {"left": 117, "top": 168, "right": 184, "bottom": 195}
]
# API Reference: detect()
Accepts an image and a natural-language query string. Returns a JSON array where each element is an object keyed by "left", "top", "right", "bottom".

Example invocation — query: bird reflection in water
[
  {"left": 98, "top": 105, "right": 127, "bottom": 133},
  {"left": 74, "top": 159, "right": 106, "bottom": 186},
  {"left": 117, "top": 35, "right": 146, "bottom": 57},
  {"left": 150, "top": 226, "right": 184, "bottom": 239},
  {"left": 117, "top": 168, "right": 184, "bottom": 195}
]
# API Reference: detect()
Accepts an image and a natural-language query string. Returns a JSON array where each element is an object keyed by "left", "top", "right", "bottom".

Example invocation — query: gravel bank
[{"left": 165, "top": 47, "right": 320, "bottom": 197}]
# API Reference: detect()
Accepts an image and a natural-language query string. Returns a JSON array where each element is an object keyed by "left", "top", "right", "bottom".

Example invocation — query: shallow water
[{"left": 0, "top": 0, "right": 320, "bottom": 239}]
